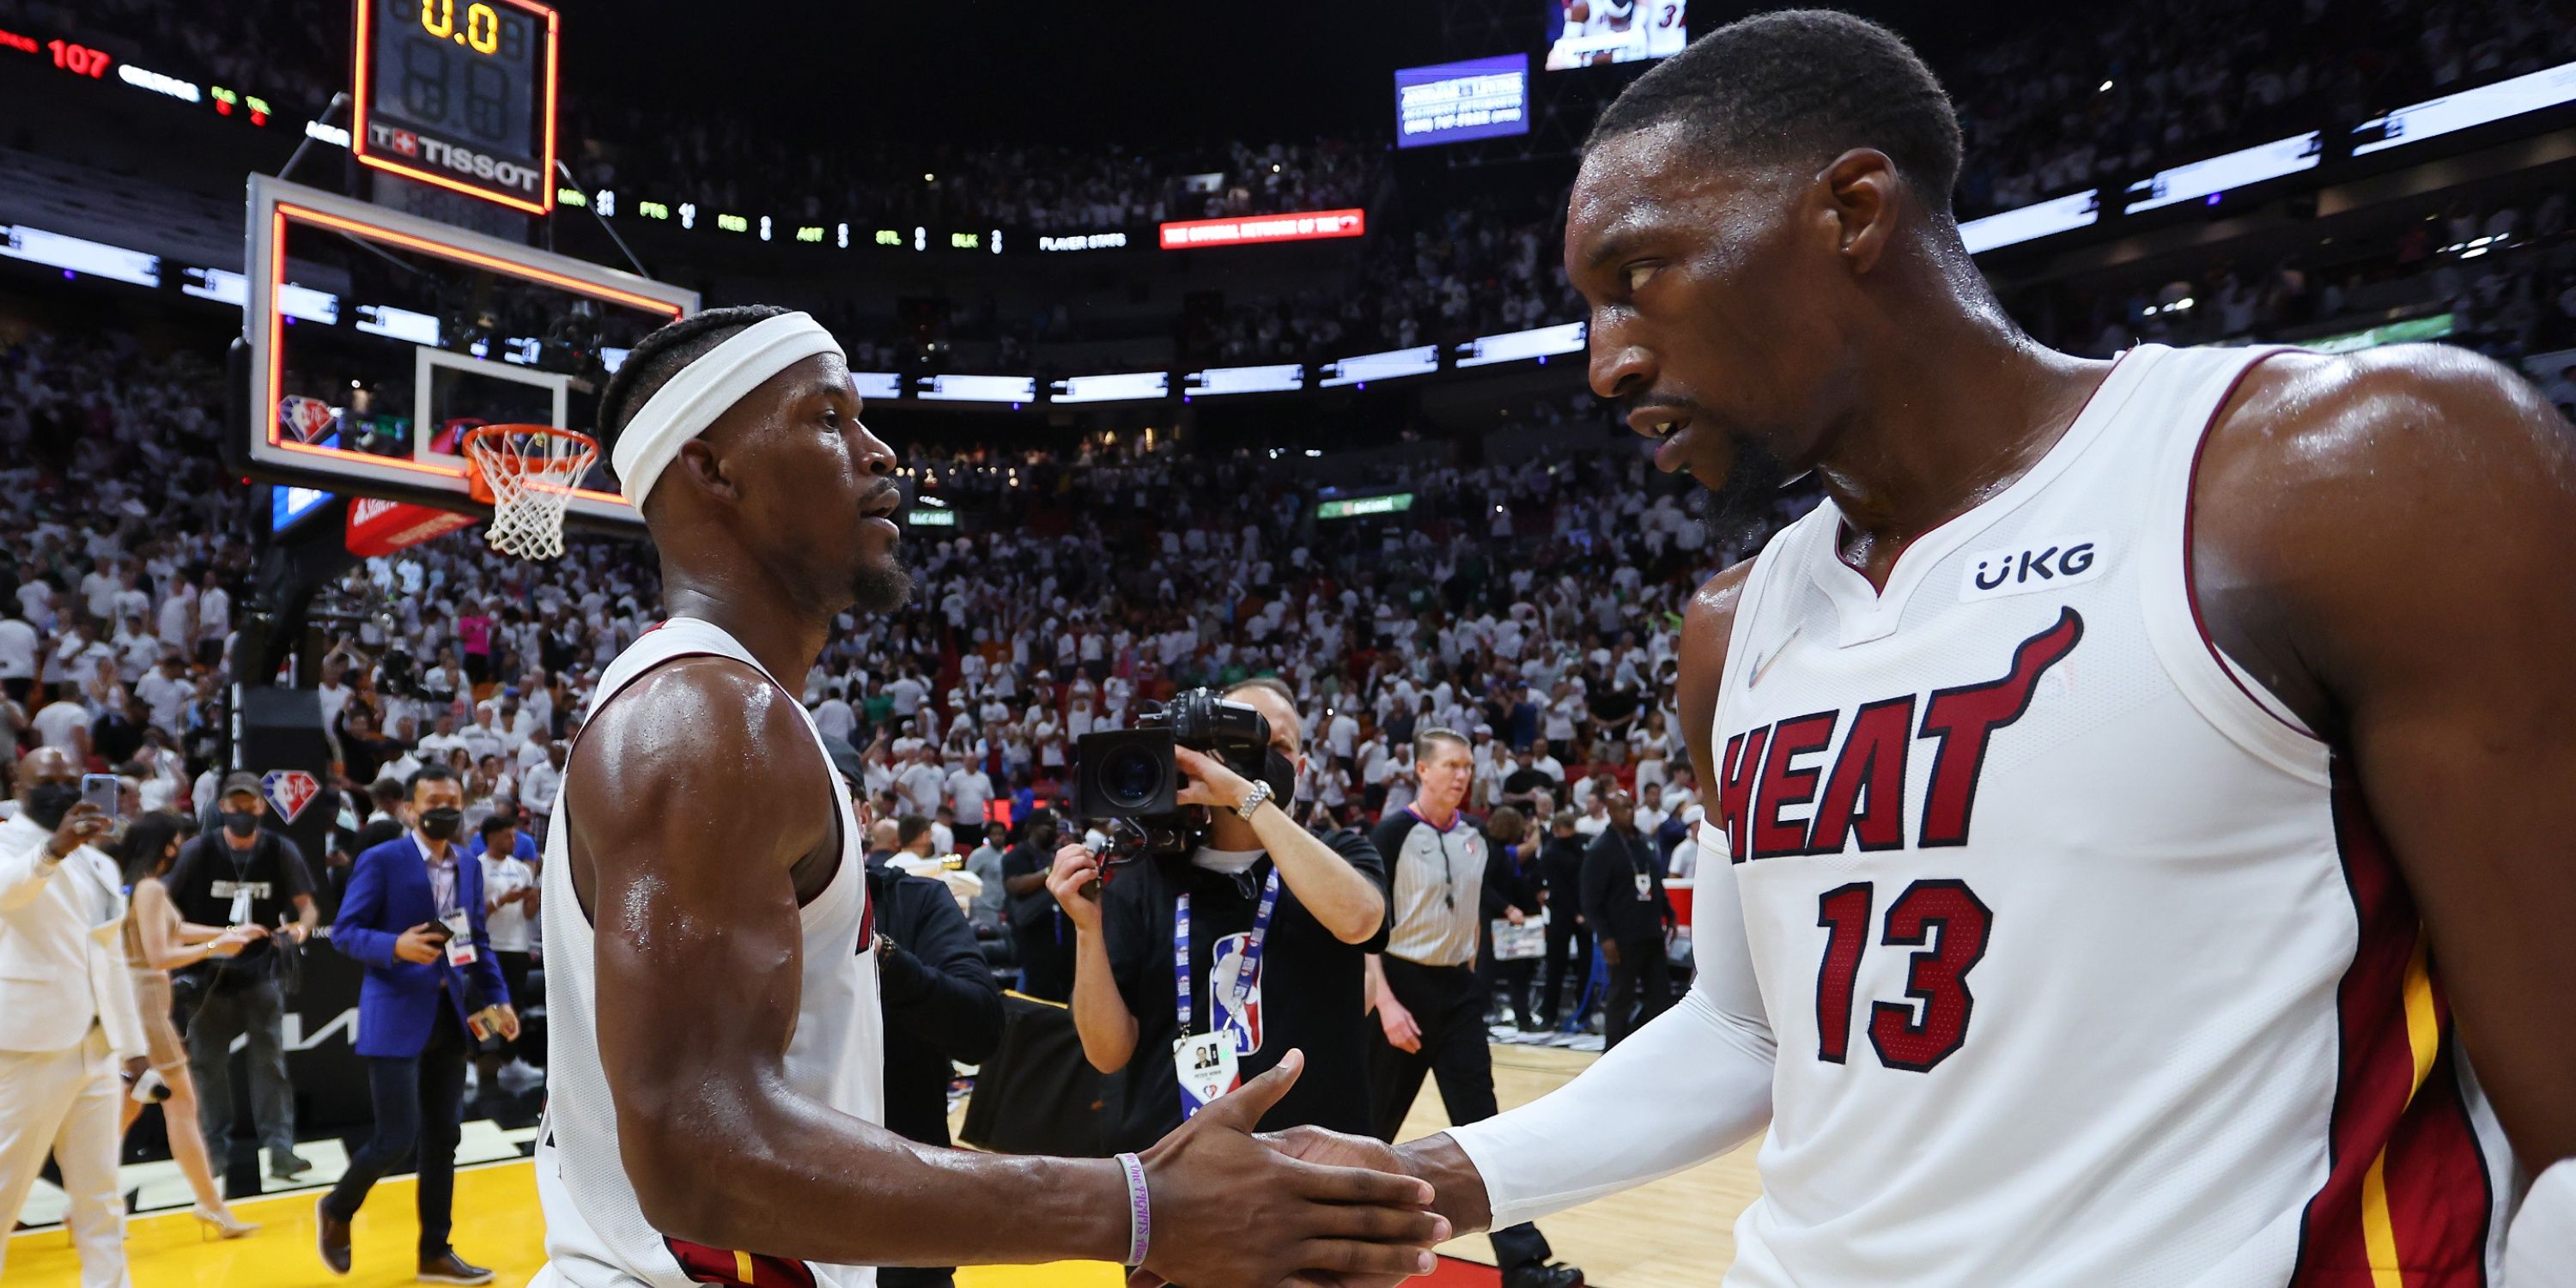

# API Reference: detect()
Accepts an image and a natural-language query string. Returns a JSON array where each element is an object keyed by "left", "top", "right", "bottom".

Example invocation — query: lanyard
[{"left": 1174, "top": 868, "right": 1281, "bottom": 1039}]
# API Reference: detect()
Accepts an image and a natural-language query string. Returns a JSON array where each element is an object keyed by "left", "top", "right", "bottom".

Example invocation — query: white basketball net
[{"left": 465, "top": 428, "right": 597, "bottom": 562}]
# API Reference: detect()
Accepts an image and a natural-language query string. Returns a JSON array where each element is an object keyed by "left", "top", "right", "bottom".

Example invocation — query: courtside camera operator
[
  {"left": 1048, "top": 679, "right": 1391, "bottom": 1151},
  {"left": 164, "top": 770, "right": 320, "bottom": 1182}
]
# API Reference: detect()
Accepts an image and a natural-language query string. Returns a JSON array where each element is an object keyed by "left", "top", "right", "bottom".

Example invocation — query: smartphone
[
  {"left": 128, "top": 1067, "right": 171, "bottom": 1104},
  {"left": 79, "top": 774, "right": 121, "bottom": 821}
]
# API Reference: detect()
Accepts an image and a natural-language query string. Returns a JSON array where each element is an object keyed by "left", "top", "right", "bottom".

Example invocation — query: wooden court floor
[{"left": 7, "top": 1044, "right": 1762, "bottom": 1287}]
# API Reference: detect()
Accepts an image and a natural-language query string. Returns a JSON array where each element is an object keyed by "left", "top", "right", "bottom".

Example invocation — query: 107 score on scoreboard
[{"left": 349, "top": 0, "right": 561, "bottom": 215}]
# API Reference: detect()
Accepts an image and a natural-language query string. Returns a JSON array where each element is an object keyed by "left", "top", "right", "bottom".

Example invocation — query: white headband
[{"left": 611, "top": 311, "right": 844, "bottom": 507}]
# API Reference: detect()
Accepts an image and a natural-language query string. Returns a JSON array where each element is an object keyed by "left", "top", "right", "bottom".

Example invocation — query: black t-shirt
[
  {"left": 164, "top": 829, "right": 315, "bottom": 981},
  {"left": 1099, "top": 829, "right": 1390, "bottom": 1151},
  {"left": 1003, "top": 841, "right": 1074, "bottom": 1001}
]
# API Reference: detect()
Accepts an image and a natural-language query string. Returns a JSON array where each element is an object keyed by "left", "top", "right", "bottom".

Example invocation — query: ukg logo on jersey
[{"left": 1959, "top": 534, "right": 2107, "bottom": 602}]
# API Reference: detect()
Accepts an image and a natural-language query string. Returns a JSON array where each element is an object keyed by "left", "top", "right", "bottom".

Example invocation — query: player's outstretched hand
[
  {"left": 1134, "top": 1050, "right": 1449, "bottom": 1288},
  {"left": 1251, "top": 1125, "right": 1444, "bottom": 1288}
]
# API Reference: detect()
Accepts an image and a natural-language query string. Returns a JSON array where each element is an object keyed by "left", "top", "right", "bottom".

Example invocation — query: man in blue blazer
[{"left": 317, "top": 764, "right": 518, "bottom": 1284}]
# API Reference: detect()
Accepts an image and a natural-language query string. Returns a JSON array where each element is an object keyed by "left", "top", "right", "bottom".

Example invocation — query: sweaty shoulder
[
  {"left": 2192, "top": 344, "right": 2576, "bottom": 735},
  {"left": 563, "top": 657, "right": 835, "bottom": 892},
  {"left": 1675, "top": 557, "right": 1755, "bottom": 787}
]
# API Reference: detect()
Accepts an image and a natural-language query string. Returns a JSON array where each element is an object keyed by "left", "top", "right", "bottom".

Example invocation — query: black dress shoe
[
  {"left": 1502, "top": 1262, "right": 1586, "bottom": 1288},
  {"left": 315, "top": 1198, "right": 352, "bottom": 1275},
  {"left": 418, "top": 1249, "right": 496, "bottom": 1285}
]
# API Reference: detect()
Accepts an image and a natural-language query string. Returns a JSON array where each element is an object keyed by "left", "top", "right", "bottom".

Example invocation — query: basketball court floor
[{"left": 6, "top": 1043, "right": 1763, "bottom": 1286}]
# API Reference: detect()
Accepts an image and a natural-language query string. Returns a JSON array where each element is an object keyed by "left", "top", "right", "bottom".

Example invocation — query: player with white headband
[{"left": 528, "top": 306, "right": 1447, "bottom": 1288}]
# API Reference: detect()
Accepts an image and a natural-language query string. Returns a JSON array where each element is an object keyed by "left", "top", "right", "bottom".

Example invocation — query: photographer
[
  {"left": 1047, "top": 679, "right": 1390, "bottom": 1151},
  {"left": 165, "top": 770, "right": 319, "bottom": 1182}
]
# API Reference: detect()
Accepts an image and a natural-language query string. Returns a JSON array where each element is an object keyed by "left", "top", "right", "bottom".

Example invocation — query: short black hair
[
  {"left": 1586, "top": 9, "right": 1962, "bottom": 209},
  {"left": 368, "top": 776, "right": 405, "bottom": 806},
  {"left": 480, "top": 813, "right": 519, "bottom": 837},
  {"left": 406, "top": 762, "right": 460, "bottom": 800},
  {"left": 592, "top": 305, "right": 793, "bottom": 462},
  {"left": 896, "top": 815, "right": 932, "bottom": 848}
]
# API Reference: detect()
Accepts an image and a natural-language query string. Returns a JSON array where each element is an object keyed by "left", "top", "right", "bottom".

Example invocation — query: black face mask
[
  {"left": 418, "top": 807, "right": 464, "bottom": 841},
  {"left": 221, "top": 811, "right": 259, "bottom": 838},
  {"left": 22, "top": 781, "right": 81, "bottom": 831},
  {"left": 1261, "top": 750, "right": 1299, "bottom": 811}
]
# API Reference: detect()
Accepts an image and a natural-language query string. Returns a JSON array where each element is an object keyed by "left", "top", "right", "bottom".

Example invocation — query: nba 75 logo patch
[{"left": 1959, "top": 533, "right": 2106, "bottom": 602}]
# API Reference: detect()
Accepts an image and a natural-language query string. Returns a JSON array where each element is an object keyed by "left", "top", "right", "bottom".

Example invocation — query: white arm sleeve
[{"left": 1445, "top": 824, "right": 1774, "bottom": 1228}]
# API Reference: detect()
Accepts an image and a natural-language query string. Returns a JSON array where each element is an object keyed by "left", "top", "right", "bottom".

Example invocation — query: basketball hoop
[{"left": 462, "top": 424, "right": 598, "bottom": 561}]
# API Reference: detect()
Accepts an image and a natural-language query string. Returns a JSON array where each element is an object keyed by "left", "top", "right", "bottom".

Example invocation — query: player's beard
[
  {"left": 1687, "top": 432, "right": 1799, "bottom": 553},
  {"left": 851, "top": 553, "right": 914, "bottom": 615}
]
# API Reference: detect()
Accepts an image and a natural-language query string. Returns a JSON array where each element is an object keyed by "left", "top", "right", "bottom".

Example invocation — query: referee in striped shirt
[{"left": 1366, "top": 728, "right": 1583, "bottom": 1288}]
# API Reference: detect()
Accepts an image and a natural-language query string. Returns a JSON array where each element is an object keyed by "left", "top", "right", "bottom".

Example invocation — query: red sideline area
[{"left": 1423, "top": 1255, "right": 1506, "bottom": 1287}]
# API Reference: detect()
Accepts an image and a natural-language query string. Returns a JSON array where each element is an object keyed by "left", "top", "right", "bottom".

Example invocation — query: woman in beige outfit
[{"left": 116, "top": 811, "right": 261, "bottom": 1239}]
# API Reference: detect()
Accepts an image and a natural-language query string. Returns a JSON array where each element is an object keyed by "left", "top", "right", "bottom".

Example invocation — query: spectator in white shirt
[
  {"left": 30, "top": 696, "right": 90, "bottom": 757},
  {"left": 519, "top": 741, "right": 566, "bottom": 840},
  {"left": 886, "top": 671, "right": 928, "bottom": 718},
  {"left": 1325, "top": 707, "right": 1360, "bottom": 767},
  {"left": 134, "top": 655, "right": 192, "bottom": 732},
  {"left": 812, "top": 686, "right": 859, "bottom": 744},
  {"left": 0, "top": 605, "right": 39, "bottom": 704},
  {"left": 192, "top": 573, "right": 229, "bottom": 663},
  {"left": 1571, "top": 790, "right": 1613, "bottom": 839},
  {"left": 894, "top": 747, "right": 945, "bottom": 819},
  {"left": 944, "top": 756, "right": 994, "bottom": 825},
  {"left": 417, "top": 711, "right": 470, "bottom": 764},
  {"left": 459, "top": 708, "right": 507, "bottom": 765},
  {"left": 155, "top": 581, "right": 195, "bottom": 653}
]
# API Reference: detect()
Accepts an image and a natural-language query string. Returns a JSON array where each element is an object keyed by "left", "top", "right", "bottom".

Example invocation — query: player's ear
[
  {"left": 1818, "top": 148, "right": 1898, "bottom": 276},
  {"left": 669, "top": 438, "right": 738, "bottom": 504}
]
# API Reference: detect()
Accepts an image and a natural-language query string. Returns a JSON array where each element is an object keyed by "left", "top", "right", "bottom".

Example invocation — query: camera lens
[{"left": 1100, "top": 744, "right": 1165, "bottom": 811}]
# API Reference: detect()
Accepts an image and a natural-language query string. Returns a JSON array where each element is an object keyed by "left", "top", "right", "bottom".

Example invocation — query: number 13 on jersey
[{"left": 1814, "top": 878, "right": 1993, "bottom": 1072}]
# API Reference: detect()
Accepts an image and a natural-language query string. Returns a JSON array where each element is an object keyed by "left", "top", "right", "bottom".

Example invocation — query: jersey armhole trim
[{"left": 2144, "top": 346, "right": 2332, "bottom": 786}]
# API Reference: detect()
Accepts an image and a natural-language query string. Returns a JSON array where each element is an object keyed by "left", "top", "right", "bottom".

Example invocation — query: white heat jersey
[
  {"left": 1708, "top": 344, "right": 2514, "bottom": 1286},
  {"left": 535, "top": 617, "right": 883, "bottom": 1288}
]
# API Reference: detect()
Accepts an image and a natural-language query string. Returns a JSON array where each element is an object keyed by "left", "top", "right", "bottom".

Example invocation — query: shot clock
[{"left": 350, "top": 0, "right": 560, "bottom": 214}]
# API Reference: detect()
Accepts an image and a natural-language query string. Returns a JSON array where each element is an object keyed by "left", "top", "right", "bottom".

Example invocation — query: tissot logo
[
  {"left": 1959, "top": 534, "right": 2107, "bottom": 602},
  {"left": 367, "top": 123, "right": 539, "bottom": 193}
]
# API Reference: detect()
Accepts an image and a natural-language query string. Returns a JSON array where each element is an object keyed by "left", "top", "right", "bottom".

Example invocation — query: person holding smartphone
[
  {"left": 319, "top": 763, "right": 517, "bottom": 1283},
  {"left": 0, "top": 747, "right": 151, "bottom": 1287}
]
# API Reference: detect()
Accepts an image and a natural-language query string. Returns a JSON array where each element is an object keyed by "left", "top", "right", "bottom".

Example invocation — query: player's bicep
[
  {"left": 2252, "top": 350, "right": 2576, "bottom": 1169},
  {"left": 569, "top": 667, "right": 833, "bottom": 1131}
]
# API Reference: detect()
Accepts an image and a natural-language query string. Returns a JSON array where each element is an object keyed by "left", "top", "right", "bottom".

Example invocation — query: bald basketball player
[
  {"left": 531, "top": 307, "right": 1445, "bottom": 1288},
  {"left": 1269, "top": 13, "right": 2576, "bottom": 1285}
]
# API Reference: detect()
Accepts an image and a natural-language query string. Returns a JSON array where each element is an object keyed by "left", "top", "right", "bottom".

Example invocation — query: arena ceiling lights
[
  {"left": 2123, "top": 132, "right": 2323, "bottom": 214},
  {"left": 0, "top": 223, "right": 161, "bottom": 287},
  {"left": 2352, "top": 58, "right": 2576, "bottom": 155},
  {"left": 1959, "top": 191, "right": 2101, "bottom": 255}
]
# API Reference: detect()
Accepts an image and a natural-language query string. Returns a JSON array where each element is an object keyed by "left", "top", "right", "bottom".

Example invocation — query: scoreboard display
[{"left": 351, "top": 0, "right": 559, "bottom": 214}]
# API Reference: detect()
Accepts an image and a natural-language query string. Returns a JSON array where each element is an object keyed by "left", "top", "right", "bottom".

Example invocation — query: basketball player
[
  {"left": 1265, "top": 12, "right": 2576, "bottom": 1284},
  {"left": 532, "top": 307, "right": 1447, "bottom": 1288}
]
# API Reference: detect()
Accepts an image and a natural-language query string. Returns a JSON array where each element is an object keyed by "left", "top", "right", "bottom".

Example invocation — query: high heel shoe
[{"left": 191, "top": 1204, "right": 258, "bottom": 1240}]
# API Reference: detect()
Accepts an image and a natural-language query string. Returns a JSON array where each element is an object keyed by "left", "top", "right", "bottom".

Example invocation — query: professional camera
[{"left": 1073, "top": 689, "right": 1274, "bottom": 859}]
